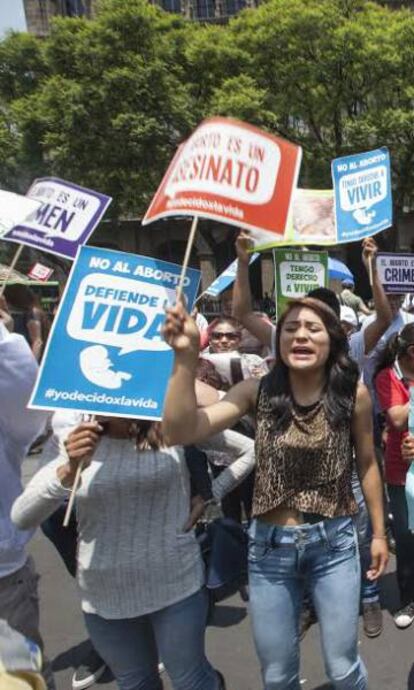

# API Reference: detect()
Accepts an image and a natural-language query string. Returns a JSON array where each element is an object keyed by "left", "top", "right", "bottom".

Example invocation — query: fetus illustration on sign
[
  {"left": 80, "top": 345, "right": 132, "bottom": 390},
  {"left": 353, "top": 208, "right": 376, "bottom": 226}
]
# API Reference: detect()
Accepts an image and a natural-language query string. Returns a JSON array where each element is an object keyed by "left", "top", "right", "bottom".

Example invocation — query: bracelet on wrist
[{"left": 372, "top": 535, "right": 387, "bottom": 541}]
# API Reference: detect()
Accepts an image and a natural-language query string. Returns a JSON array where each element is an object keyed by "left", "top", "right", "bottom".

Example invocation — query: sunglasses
[{"left": 211, "top": 331, "right": 240, "bottom": 340}]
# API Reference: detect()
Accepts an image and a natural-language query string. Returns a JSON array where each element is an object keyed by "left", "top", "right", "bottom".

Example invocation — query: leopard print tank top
[{"left": 252, "top": 380, "right": 358, "bottom": 518}]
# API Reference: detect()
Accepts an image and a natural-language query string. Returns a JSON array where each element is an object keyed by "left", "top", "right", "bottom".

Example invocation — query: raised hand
[
  {"left": 235, "top": 230, "right": 254, "bottom": 265},
  {"left": 361, "top": 236, "right": 378, "bottom": 270},
  {"left": 163, "top": 301, "right": 200, "bottom": 357}
]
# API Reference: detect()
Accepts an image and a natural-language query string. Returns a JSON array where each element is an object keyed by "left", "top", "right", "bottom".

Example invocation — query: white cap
[{"left": 340, "top": 305, "right": 358, "bottom": 327}]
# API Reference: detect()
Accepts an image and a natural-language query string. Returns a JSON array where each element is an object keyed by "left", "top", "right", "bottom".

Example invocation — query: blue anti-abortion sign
[
  {"left": 29, "top": 247, "right": 200, "bottom": 420},
  {"left": 331, "top": 147, "right": 392, "bottom": 243},
  {"left": 203, "top": 253, "right": 259, "bottom": 298}
]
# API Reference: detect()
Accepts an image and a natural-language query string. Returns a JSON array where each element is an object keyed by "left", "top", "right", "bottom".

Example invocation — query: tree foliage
[
  {"left": 1, "top": 0, "right": 414, "bottom": 218},
  {"left": 0, "top": 0, "right": 196, "bottom": 213}
]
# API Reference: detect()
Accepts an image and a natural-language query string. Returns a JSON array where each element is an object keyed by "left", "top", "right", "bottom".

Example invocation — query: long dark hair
[
  {"left": 262, "top": 297, "right": 359, "bottom": 430},
  {"left": 135, "top": 421, "right": 164, "bottom": 450},
  {"left": 374, "top": 323, "right": 414, "bottom": 380}
]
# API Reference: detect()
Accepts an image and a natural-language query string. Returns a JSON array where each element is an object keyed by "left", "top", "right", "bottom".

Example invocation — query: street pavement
[{"left": 22, "top": 457, "right": 414, "bottom": 690}]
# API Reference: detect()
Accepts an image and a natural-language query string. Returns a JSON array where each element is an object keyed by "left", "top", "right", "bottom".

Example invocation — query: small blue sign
[
  {"left": 331, "top": 147, "right": 392, "bottom": 243},
  {"left": 204, "top": 253, "right": 259, "bottom": 297},
  {"left": 29, "top": 247, "right": 200, "bottom": 420}
]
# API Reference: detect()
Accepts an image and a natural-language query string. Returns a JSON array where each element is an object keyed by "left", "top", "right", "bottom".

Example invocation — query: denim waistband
[{"left": 249, "top": 515, "right": 353, "bottom": 547}]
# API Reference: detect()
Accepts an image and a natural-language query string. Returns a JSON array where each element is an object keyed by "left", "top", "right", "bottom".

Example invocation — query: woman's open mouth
[{"left": 290, "top": 346, "right": 314, "bottom": 358}]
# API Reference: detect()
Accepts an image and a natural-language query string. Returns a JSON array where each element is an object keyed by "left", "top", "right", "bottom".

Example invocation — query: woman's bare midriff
[{"left": 260, "top": 505, "right": 307, "bottom": 526}]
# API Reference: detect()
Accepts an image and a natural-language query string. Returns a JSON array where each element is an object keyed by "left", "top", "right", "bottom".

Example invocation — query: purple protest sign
[{"left": 2, "top": 177, "right": 112, "bottom": 260}]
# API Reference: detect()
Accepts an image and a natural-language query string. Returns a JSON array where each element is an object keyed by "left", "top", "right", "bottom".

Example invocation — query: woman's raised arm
[{"left": 162, "top": 302, "right": 258, "bottom": 446}]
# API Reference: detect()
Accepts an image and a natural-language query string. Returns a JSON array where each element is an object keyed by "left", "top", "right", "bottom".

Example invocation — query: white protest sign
[
  {"left": 143, "top": 117, "right": 302, "bottom": 240},
  {"left": 0, "top": 190, "right": 41, "bottom": 239},
  {"left": 164, "top": 121, "right": 281, "bottom": 205},
  {"left": 377, "top": 253, "right": 414, "bottom": 294},
  {"left": 3, "top": 178, "right": 112, "bottom": 259}
]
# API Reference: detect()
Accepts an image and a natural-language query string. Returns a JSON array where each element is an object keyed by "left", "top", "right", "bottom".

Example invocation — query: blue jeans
[
  {"left": 248, "top": 517, "right": 367, "bottom": 690},
  {"left": 84, "top": 588, "right": 219, "bottom": 690},
  {"left": 352, "top": 472, "right": 380, "bottom": 603}
]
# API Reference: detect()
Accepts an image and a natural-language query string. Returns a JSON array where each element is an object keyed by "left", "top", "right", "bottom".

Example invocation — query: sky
[{"left": 0, "top": 0, "right": 26, "bottom": 37}]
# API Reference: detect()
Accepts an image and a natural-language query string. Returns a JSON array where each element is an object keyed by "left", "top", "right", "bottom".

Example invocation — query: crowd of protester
[{"left": 1, "top": 235, "right": 414, "bottom": 690}]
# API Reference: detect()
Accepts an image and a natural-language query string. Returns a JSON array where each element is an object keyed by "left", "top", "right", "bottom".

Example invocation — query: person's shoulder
[
  {"left": 375, "top": 366, "right": 395, "bottom": 386},
  {"left": 360, "top": 313, "right": 375, "bottom": 330},
  {"left": 0, "top": 325, "right": 36, "bottom": 365}
]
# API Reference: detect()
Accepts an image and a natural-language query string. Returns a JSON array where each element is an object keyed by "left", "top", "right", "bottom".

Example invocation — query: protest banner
[
  {"left": 254, "top": 189, "right": 335, "bottom": 250},
  {"left": 0, "top": 190, "right": 41, "bottom": 239},
  {"left": 376, "top": 253, "right": 414, "bottom": 294},
  {"left": 331, "top": 147, "right": 392, "bottom": 243},
  {"left": 274, "top": 249, "right": 328, "bottom": 318},
  {"left": 29, "top": 246, "right": 200, "bottom": 420},
  {"left": 0, "top": 191, "right": 42, "bottom": 296},
  {"left": 27, "top": 262, "right": 54, "bottom": 282},
  {"left": 2, "top": 178, "right": 112, "bottom": 260},
  {"left": 143, "top": 117, "right": 302, "bottom": 245},
  {"left": 201, "top": 253, "right": 260, "bottom": 298}
]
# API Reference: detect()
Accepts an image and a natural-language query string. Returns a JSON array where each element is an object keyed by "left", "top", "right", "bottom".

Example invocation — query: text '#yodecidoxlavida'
[{"left": 44, "top": 388, "right": 157, "bottom": 409}]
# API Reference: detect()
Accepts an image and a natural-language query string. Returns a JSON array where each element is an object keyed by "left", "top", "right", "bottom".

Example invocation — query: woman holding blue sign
[
  {"left": 162, "top": 297, "right": 388, "bottom": 690},
  {"left": 12, "top": 416, "right": 226, "bottom": 690}
]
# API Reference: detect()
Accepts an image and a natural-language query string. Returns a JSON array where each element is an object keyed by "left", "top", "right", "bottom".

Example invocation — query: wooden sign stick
[
  {"left": 0, "top": 244, "right": 24, "bottom": 298},
  {"left": 368, "top": 255, "right": 374, "bottom": 287},
  {"left": 63, "top": 414, "right": 96, "bottom": 527},
  {"left": 176, "top": 216, "right": 199, "bottom": 302}
]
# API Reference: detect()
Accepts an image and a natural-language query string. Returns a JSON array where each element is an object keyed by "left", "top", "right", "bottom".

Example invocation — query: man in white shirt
[
  {"left": 0, "top": 317, "right": 54, "bottom": 689},
  {"left": 362, "top": 293, "right": 414, "bottom": 397}
]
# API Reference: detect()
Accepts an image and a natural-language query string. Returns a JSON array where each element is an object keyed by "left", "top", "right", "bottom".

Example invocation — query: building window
[
  {"left": 194, "top": 0, "right": 215, "bottom": 19},
  {"left": 62, "top": 0, "right": 86, "bottom": 17},
  {"left": 224, "top": 0, "right": 245, "bottom": 15},
  {"left": 161, "top": 0, "right": 182, "bottom": 12}
]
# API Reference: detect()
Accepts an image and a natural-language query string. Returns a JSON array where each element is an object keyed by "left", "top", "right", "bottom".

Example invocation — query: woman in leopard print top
[{"left": 163, "top": 296, "right": 388, "bottom": 690}]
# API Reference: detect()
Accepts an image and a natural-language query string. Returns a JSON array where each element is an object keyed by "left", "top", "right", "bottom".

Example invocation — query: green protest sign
[{"left": 274, "top": 249, "right": 328, "bottom": 318}]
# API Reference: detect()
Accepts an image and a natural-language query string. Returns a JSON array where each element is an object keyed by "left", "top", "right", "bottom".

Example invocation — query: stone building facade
[
  {"left": 23, "top": 0, "right": 95, "bottom": 36},
  {"left": 23, "top": 0, "right": 257, "bottom": 30}
]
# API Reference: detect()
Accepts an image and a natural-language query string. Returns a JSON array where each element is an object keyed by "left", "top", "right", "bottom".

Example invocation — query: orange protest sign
[{"left": 142, "top": 117, "right": 302, "bottom": 239}]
